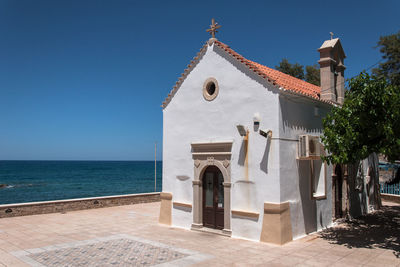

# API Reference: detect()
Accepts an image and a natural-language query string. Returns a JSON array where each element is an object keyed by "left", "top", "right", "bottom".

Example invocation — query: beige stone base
[
  {"left": 158, "top": 192, "right": 172, "bottom": 225},
  {"left": 381, "top": 193, "right": 400, "bottom": 204},
  {"left": 260, "top": 202, "right": 293, "bottom": 245}
]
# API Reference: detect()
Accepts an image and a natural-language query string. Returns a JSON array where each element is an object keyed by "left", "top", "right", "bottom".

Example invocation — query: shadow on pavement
[{"left": 319, "top": 204, "right": 400, "bottom": 257}]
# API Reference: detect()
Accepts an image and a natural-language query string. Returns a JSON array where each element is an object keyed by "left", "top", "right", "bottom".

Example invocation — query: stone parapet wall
[
  {"left": 381, "top": 193, "right": 400, "bottom": 204},
  {"left": 0, "top": 192, "right": 160, "bottom": 218}
]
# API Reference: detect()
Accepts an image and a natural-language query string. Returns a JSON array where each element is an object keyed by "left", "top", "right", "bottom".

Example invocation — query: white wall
[
  {"left": 163, "top": 43, "right": 281, "bottom": 240},
  {"left": 163, "top": 42, "right": 338, "bottom": 241},
  {"left": 278, "top": 96, "right": 333, "bottom": 239}
]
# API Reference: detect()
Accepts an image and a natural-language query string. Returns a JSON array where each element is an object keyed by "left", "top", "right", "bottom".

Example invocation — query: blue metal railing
[{"left": 380, "top": 183, "right": 400, "bottom": 195}]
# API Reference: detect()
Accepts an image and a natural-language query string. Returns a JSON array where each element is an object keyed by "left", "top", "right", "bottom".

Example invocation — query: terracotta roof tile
[
  {"left": 162, "top": 40, "right": 331, "bottom": 109},
  {"left": 214, "top": 41, "right": 322, "bottom": 101}
]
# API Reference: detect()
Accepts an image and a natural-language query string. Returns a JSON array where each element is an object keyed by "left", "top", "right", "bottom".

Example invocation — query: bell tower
[{"left": 318, "top": 34, "right": 346, "bottom": 104}]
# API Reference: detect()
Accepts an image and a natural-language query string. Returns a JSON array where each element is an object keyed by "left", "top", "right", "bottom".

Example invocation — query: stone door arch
[
  {"left": 191, "top": 142, "right": 232, "bottom": 235},
  {"left": 202, "top": 165, "right": 224, "bottom": 229}
]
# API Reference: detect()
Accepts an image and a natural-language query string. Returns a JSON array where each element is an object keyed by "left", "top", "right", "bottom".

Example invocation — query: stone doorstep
[{"left": 190, "top": 226, "right": 232, "bottom": 237}]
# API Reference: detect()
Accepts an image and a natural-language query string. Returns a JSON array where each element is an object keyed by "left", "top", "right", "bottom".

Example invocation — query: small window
[
  {"left": 311, "top": 159, "right": 327, "bottom": 199},
  {"left": 207, "top": 82, "right": 216, "bottom": 95},
  {"left": 203, "top": 78, "right": 219, "bottom": 101}
]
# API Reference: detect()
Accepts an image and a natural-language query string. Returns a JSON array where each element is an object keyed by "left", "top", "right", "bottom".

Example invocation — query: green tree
[
  {"left": 321, "top": 72, "right": 400, "bottom": 164},
  {"left": 305, "top": 65, "right": 320, "bottom": 86},
  {"left": 276, "top": 59, "right": 320, "bottom": 86},
  {"left": 372, "top": 31, "right": 400, "bottom": 86},
  {"left": 275, "top": 59, "right": 304, "bottom": 80}
]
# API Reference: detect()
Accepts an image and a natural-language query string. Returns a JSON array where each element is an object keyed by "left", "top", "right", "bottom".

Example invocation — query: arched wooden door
[{"left": 202, "top": 166, "right": 224, "bottom": 229}]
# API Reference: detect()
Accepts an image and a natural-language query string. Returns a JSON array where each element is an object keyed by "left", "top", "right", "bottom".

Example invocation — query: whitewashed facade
[{"left": 159, "top": 35, "right": 378, "bottom": 244}]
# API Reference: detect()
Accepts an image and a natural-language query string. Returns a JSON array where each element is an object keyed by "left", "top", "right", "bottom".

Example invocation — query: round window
[{"left": 203, "top": 78, "right": 219, "bottom": 101}]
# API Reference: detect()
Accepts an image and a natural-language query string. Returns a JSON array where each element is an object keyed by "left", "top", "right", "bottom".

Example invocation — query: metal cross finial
[
  {"left": 330, "top": 32, "right": 334, "bottom": 40},
  {"left": 206, "top": 18, "right": 221, "bottom": 39}
]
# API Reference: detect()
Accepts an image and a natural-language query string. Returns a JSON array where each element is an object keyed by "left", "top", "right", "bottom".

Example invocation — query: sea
[{"left": 0, "top": 161, "right": 162, "bottom": 205}]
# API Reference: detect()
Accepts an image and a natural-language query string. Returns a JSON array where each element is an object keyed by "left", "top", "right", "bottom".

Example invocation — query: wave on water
[
  {"left": 0, "top": 183, "right": 36, "bottom": 189},
  {"left": 0, "top": 160, "right": 163, "bottom": 204}
]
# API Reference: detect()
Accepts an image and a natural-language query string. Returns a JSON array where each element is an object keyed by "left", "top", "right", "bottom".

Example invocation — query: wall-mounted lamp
[
  {"left": 259, "top": 129, "right": 272, "bottom": 138},
  {"left": 253, "top": 112, "right": 261, "bottom": 126},
  {"left": 236, "top": 125, "right": 247, "bottom": 136}
]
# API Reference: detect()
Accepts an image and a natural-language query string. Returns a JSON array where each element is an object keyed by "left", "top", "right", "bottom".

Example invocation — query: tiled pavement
[
  {"left": 11, "top": 235, "right": 210, "bottom": 267},
  {"left": 0, "top": 201, "right": 399, "bottom": 266}
]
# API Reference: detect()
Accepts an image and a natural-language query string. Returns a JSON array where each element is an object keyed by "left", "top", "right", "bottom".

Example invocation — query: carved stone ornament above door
[
  {"left": 194, "top": 159, "right": 201, "bottom": 168},
  {"left": 223, "top": 159, "right": 230, "bottom": 168}
]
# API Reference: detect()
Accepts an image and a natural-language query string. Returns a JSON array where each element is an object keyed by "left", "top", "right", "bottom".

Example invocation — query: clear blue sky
[{"left": 0, "top": 0, "right": 398, "bottom": 160}]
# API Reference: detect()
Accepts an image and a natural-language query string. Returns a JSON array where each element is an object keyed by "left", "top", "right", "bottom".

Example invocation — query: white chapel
[{"left": 159, "top": 20, "right": 379, "bottom": 244}]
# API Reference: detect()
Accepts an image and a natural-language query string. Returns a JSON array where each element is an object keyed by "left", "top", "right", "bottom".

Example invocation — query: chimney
[{"left": 318, "top": 37, "right": 346, "bottom": 105}]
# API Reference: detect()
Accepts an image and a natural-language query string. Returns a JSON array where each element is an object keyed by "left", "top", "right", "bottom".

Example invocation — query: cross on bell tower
[{"left": 206, "top": 18, "right": 221, "bottom": 39}]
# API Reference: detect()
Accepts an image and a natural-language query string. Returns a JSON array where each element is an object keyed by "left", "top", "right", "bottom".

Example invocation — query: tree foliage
[
  {"left": 275, "top": 59, "right": 320, "bottom": 86},
  {"left": 321, "top": 72, "right": 400, "bottom": 164},
  {"left": 322, "top": 32, "right": 400, "bottom": 164},
  {"left": 372, "top": 31, "right": 400, "bottom": 86},
  {"left": 275, "top": 59, "right": 304, "bottom": 80},
  {"left": 305, "top": 64, "right": 320, "bottom": 86}
]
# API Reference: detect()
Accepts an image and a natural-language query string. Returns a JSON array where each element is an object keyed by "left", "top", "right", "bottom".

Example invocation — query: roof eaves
[
  {"left": 162, "top": 40, "right": 334, "bottom": 109},
  {"left": 213, "top": 41, "right": 278, "bottom": 86},
  {"left": 161, "top": 42, "right": 209, "bottom": 109},
  {"left": 278, "top": 86, "right": 336, "bottom": 106},
  {"left": 214, "top": 41, "right": 331, "bottom": 104}
]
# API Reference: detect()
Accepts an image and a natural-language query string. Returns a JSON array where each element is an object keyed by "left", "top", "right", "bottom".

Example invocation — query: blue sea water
[{"left": 0, "top": 161, "right": 162, "bottom": 205}]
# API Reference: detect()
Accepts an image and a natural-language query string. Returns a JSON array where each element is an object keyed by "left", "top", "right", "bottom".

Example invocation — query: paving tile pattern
[
  {"left": 1, "top": 201, "right": 399, "bottom": 266},
  {"left": 28, "top": 238, "right": 187, "bottom": 267}
]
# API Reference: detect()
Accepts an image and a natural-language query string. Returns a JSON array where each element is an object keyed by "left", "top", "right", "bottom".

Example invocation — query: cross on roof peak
[{"left": 206, "top": 18, "right": 221, "bottom": 39}]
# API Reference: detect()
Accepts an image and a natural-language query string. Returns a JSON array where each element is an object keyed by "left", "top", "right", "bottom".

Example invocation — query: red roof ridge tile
[
  {"left": 162, "top": 40, "right": 333, "bottom": 109},
  {"left": 213, "top": 40, "right": 323, "bottom": 101}
]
